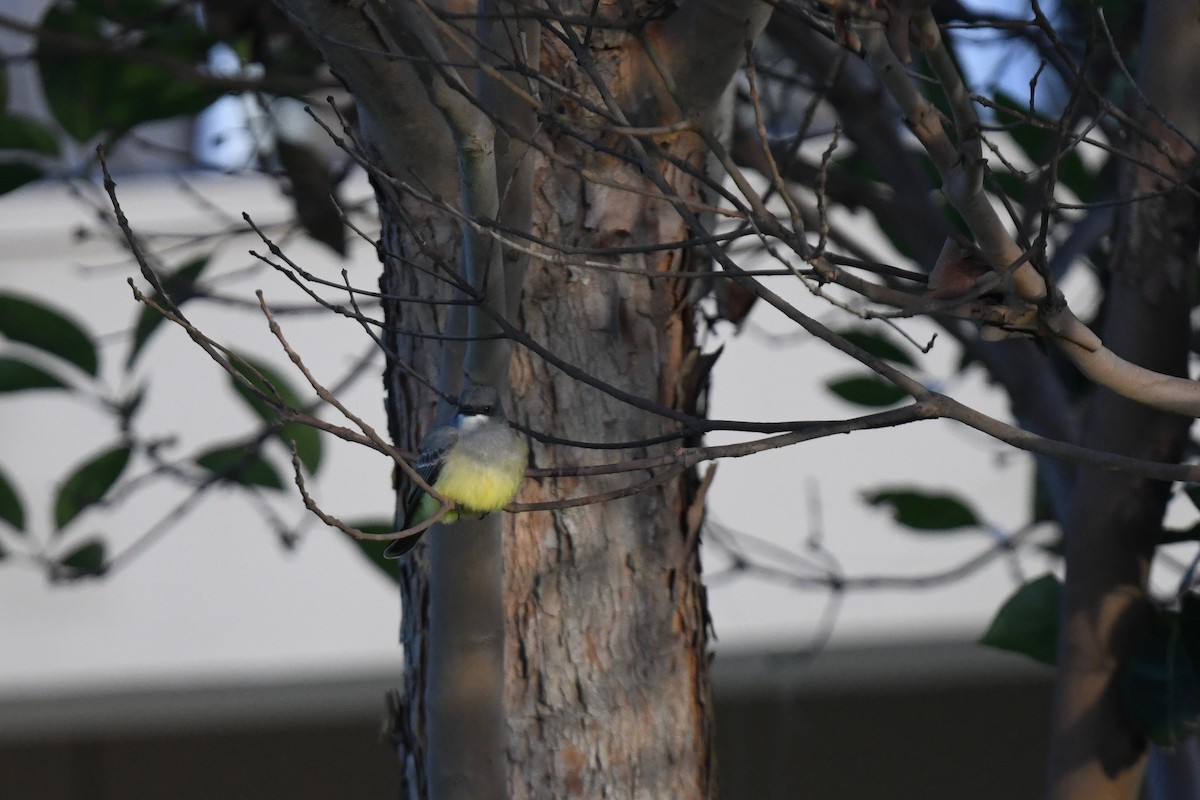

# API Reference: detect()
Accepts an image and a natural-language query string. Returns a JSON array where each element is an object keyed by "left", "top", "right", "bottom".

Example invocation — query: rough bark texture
[
  {"left": 284, "top": 1, "right": 740, "bottom": 795},
  {"left": 502, "top": 18, "right": 714, "bottom": 800},
  {"left": 1047, "top": 4, "right": 1200, "bottom": 793},
  {"left": 376, "top": 178, "right": 459, "bottom": 800}
]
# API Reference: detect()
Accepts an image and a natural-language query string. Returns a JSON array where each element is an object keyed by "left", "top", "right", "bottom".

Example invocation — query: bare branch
[{"left": 861, "top": 16, "right": 1200, "bottom": 418}]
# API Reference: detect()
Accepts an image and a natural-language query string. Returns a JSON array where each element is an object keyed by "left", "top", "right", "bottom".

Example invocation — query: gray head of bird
[{"left": 456, "top": 385, "right": 504, "bottom": 431}]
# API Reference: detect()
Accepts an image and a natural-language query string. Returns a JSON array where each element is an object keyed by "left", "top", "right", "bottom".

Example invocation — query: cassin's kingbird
[{"left": 384, "top": 385, "right": 528, "bottom": 559}]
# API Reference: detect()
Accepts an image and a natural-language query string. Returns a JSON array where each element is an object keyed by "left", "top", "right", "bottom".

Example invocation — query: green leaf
[
  {"left": 866, "top": 489, "right": 981, "bottom": 531},
  {"left": 280, "top": 422, "right": 323, "bottom": 474},
  {"left": 343, "top": 519, "right": 402, "bottom": 584},
  {"left": 227, "top": 355, "right": 322, "bottom": 474},
  {"left": 54, "top": 445, "right": 133, "bottom": 530},
  {"left": 1008, "top": 119, "right": 1055, "bottom": 167},
  {"left": 980, "top": 574, "right": 1061, "bottom": 665},
  {"left": 0, "top": 464, "right": 25, "bottom": 532},
  {"left": 1161, "top": 522, "right": 1200, "bottom": 546},
  {"left": 57, "top": 538, "right": 107, "bottom": 579},
  {"left": 0, "top": 163, "right": 44, "bottom": 197},
  {"left": 0, "top": 113, "right": 58, "bottom": 154},
  {"left": 836, "top": 329, "right": 916, "bottom": 366},
  {"left": 0, "top": 293, "right": 99, "bottom": 376},
  {"left": 1055, "top": 150, "right": 1094, "bottom": 199},
  {"left": 826, "top": 374, "right": 909, "bottom": 407},
  {"left": 990, "top": 91, "right": 1096, "bottom": 201},
  {"left": 0, "top": 114, "right": 58, "bottom": 194},
  {"left": 196, "top": 444, "right": 285, "bottom": 491},
  {"left": 1124, "top": 612, "right": 1200, "bottom": 747},
  {"left": 831, "top": 150, "right": 883, "bottom": 185},
  {"left": 38, "top": 1, "right": 222, "bottom": 141},
  {"left": 0, "top": 357, "right": 69, "bottom": 392},
  {"left": 990, "top": 170, "right": 1027, "bottom": 201},
  {"left": 228, "top": 355, "right": 303, "bottom": 419},
  {"left": 128, "top": 257, "right": 210, "bottom": 366}
]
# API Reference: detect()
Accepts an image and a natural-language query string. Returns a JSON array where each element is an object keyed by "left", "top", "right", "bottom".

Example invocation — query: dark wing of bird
[{"left": 384, "top": 425, "right": 459, "bottom": 559}]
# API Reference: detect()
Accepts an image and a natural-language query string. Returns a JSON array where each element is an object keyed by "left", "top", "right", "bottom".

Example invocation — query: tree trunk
[
  {"left": 279, "top": 1, "right": 773, "bottom": 795},
  {"left": 1047, "top": 4, "right": 1200, "bottom": 798},
  {"left": 501, "top": 18, "right": 717, "bottom": 800}
]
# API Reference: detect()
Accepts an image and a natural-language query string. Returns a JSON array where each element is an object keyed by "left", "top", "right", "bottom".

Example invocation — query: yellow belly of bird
[{"left": 435, "top": 452, "right": 524, "bottom": 515}]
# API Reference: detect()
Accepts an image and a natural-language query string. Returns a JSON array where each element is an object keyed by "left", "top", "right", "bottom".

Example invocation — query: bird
[{"left": 384, "top": 385, "right": 528, "bottom": 559}]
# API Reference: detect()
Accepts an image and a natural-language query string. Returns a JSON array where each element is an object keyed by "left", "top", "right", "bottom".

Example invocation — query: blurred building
[{"left": 0, "top": 641, "right": 1051, "bottom": 800}]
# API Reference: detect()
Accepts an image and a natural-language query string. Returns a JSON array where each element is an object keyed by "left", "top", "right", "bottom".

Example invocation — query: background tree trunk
[{"left": 1048, "top": 3, "right": 1200, "bottom": 798}]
